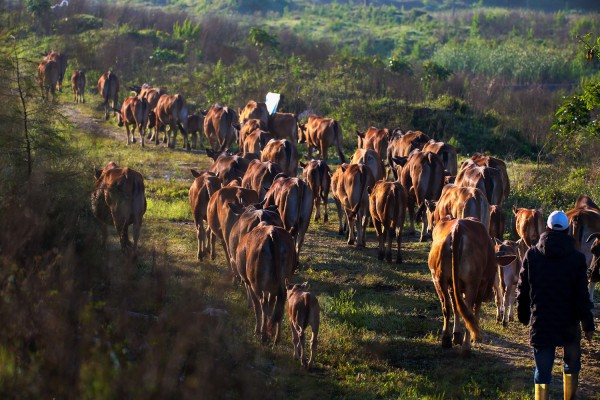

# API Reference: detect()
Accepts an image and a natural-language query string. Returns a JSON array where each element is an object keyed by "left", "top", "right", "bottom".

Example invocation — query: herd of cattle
[{"left": 42, "top": 51, "right": 599, "bottom": 365}]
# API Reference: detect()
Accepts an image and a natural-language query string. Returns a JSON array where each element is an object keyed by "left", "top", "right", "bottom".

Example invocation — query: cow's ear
[
  {"left": 301, "top": 281, "right": 309, "bottom": 289},
  {"left": 299, "top": 161, "right": 307, "bottom": 169},
  {"left": 425, "top": 199, "right": 436, "bottom": 211},
  {"left": 232, "top": 122, "right": 241, "bottom": 130},
  {"left": 367, "top": 185, "right": 373, "bottom": 195},
  {"left": 496, "top": 253, "right": 516, "bottom": 266},
  {"left": 494, "top": 237, "right": 503, "bottom": 246},
  {"left": 201, "top": 109, "right": 207, "bottom": 116},
  {"left": 113, "top": 108, "right": 121, "bottom": 114},
  {"left": 355, "top": 130, "right": 365, "bottom": 139},
  {"left": 191, "top": 169, "right": 201, "bottom": 178},
  {"left": 94, "top": 168, "right": 103, "bottom": 180},
  {"left": 512, "top": 205, "right": 519, "bottom": 215},
  {"left": 587, "top": 232, "right": 600, "bottom": 243},
  {"left": 340, "top": 163, "right": 349, "bottom": 172}
]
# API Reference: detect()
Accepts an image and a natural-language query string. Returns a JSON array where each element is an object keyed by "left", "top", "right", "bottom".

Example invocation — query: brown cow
[
  {"left": 428, "top": 218, "right": 516, "bottom": 350},
  {"left": 369, "top": 180, "right": 408, "bottom": 263},
  {"left": 204, "top": 103, "right": 240, "bottom": 151},
  {"left": 493, "top": 239, "right": 521, "bottom": 327},
  {"left": 206, "top": 186, "right": 259, "bottom": 274},
  {"left": 350, "top": 148, "right": 385, "bottom": 182},
  {"left": 98, "top": 71, "right": 120, "bottom": 120},
  {"left": 206, "top": 149, "right": 252, "bottom": 186},
  {"left": 241, "top": 159, "right": 283, "bottom": 201},
  {"left": 269, "top": 112, "right": 299, "bottom": 142},
  {"left": 91, "top": 162, "right": 146, "bottom": 253},
  {"left": 330, "top": 165, "right": 348, "bottom": 236},
  {"left": 356, "top": 127, "right": 390, "bottom": 162},
  {"left": 586, "top": 232, "right": 600, "bottom": 302},
  {"left": 115, "top": 96, "right": 149, "bottom": 147},
  {"left": 187, "top": 114, "right": 205, "bottom": 149},
  {"left": 261, "top": 139, "right": 299, "bottom": 177},
  {"left": 423, "top": 184, "right": 490, "bottom": 236},
  {"left": 235, "top": 224, "right": 296, "bottom": 343},
  {"left": 400, "top": 150, "right": 445, "bottom": 241},
  {"left": 489, "top": 205, "right": 506, "bottom": 240},
  {"left": 44, "top": 50, "right": 67, "bottom": 92},
  {"left": 513, "top": 207, "right": 545, "bottom": 247},
  {"left": 456, "top": 161, "right": 504, "bottom": 206},
  {"left": 387, "top": 130, "right": 431, "bottom": 179},
  {"left": 242, "top": 129, "right": 273, "bottom": 155},
  {"left": 38, "top": 59, "right": 59, "bottom": 100},
  {"left": 422, "top": 140, "right": 458, "bottom": 176},
  {"left": 301, "top": 160, "right": 331, "bottom": 222},
  {"left": 462, "top": 153, "right": 510, "bottom": 203},
  {"left": 298, "top": 116, "right": 347, "bottom": 164},
  {"left": 239, "top": 100, "right": 269, "bottom": 127},
  {"left": 154, "top": 94, "right": 188, "bottom": 149},
  {"left": 264, "top": 175, "right": 314, "bottom": 259},
  {"left": 285, "top": 280, "right": 320, "bottom": 369},
  {"left": 337, "top": 163, "right": 375, "bottom": 248},
  {"left": 70, "top": 70, "right": 86, "bottom": 103},
  {"left": 574, "top": 194, "right": 600, "bottom": 210},
  {"left": 189, "top": 169, "right": 221, "bottom": 261},
  {"left": 239, "top": 118, "right": 268, "bottom": 148}
]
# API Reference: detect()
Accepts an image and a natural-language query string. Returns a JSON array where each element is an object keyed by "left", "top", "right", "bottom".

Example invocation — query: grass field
[{"left": 59, "top": 94, "right": 600, "bottom": 399}]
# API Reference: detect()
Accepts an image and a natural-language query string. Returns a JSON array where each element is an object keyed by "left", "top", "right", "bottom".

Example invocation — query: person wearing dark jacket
[{"left": 517, "top": 210, "right": 595, "bottom": 400}]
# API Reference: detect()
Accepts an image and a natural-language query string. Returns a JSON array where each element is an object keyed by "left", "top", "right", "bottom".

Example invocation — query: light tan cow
[
  {"left": 493, "top": 239, "right": 521, "bottom": 327},
  {"left": 285, "top": 280, "right": 320, "bottom": 369},
  {"left": 115, "top": 96, "right": 149, "bottom": 147},
  {"left": 428, "top": 218, "right": 515, "bottom": 351},
  {"left": 356, "top": 127, "right": 390, "bottom": 163},
  {"left": 261, "top": 139, "right": 299, "bottom": 178},
  {"left": 298, "top": 116, "right": 347, "bottom": 163},
  {"left": 351, "top": 148, "right": 385, "bottom": 183},
  {"left": 369, "top": 180, "right": 408, "bottom": 263},
  {"left": 189, "top": 169, "right": 221, "bottom": 261},
  {"left": 241, "top": 159, "right": 283, "bottom": 201},
  {"left": 91, "top": 162, "right": 146, "bottom": 254},
  {"left": 239, "top": 100, "right": 269, "bottom": 127},
  {"left": 301, "top": 160, "right": 331, "bottom": 222},
  {"left": 337, "top": 163, "right": 375, "bottom": 248},
  {"left": 330, "top": 165, "right": 347, "bottom": 236},
  {"left": 239, "top": 118, "right": 267, "bottom": 148},
  {"left": 70, "top": 70, "right": 86, "bottom": 103},
  {"left": 422, "top": 140, "right": 458, "bottom": 176},
  {"left": 235, "top": 224, "right": 296, "bottom": 343},
  {"left": 462, "top": 153, "right": 510, "bottom": 203},
  {"left": 154, "top": 94, "right": 188, "bottom": 149},
  {"left": 38, "top": 59, "right": 59, "bottom": 100},
  {"left": 204, "top": 103, "right": 240, "bottom": 151},
  {"left": 456, "top": 161, "right": 505, "bottom": 206},
  {"left": 98, "top": 71, "right": 120, "bottom": 120},
  {"left": 513, "top": 207, "right": 545, "bottom": 248},
  {"left": 242, "top": 129, "right": 273, "bottom": 155}
]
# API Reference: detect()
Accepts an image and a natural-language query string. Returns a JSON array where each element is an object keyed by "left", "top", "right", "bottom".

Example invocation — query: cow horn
[{"left": 586, "top": 232, "right": 600, "bottom": 243}]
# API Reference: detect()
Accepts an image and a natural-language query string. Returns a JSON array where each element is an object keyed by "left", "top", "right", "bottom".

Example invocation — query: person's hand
[{"left": 584, "top": 331, "right": 594, "bottom": 342}]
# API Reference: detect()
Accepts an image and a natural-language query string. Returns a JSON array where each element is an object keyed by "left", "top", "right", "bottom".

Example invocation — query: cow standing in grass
[
  {"left": 189, "top": 169, "right": 221, "bottom": 261},
  {"left": 301, "top": 160, "right": 331, "bottom": 222},
  {"left": 115, "top": 96, "right": 149, "bottom": 147},
  {"left": 286, "top": 280, "right": 320, "bottom": 369},
  {"left": 369, "top": 179, "right": 408, "bottom": 263},
  {"left": 98, "top": 71, "right": 120, "bottom": 120},
  {"left": 71, "top": 70, "right": 86, "bottom": 103}
]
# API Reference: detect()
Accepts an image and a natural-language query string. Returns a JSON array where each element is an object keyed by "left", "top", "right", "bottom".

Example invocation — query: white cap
[{"left": 547, "top": 210, "right": 569, "bottom": 231}]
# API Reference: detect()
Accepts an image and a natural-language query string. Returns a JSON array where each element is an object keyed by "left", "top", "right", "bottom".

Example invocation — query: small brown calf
[{"left": 286, "top": 280, "right": 320, "bottom": 370}]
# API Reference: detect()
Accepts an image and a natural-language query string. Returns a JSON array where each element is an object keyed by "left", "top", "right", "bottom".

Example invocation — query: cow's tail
[
  {"left": 293, "top": 113, "right": 300, "bottom": 142},
  {"left": 283, "top": 140, "right": 293, "bottom": 173},
  {"left": 450, "top": 223, "right": 480, "bottom": 343},
  {"left": 267, "top": 231, "right": 285, "bottom": 337},
  {"left": 333, "top": 121, "right": 347, "bottom": 163},
  {"left": 349, "top": 169, "right": 366, "bottom": 220},
  {"left": 102, "top": 73, "right": 111, "bottom": 105},
  {"left": 318, "top": 162, "right": 330, "bottom": 200},
  {"left": 383, "top": 186, "right": 395, "bottom": 229},
  {"left": 483, "top": 168, "right": 495, "bottom": 205}
]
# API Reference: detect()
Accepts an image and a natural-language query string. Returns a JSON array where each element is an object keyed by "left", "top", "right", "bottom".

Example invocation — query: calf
[
  {"left": 241, "top": 159, "right": 283, "bottom": 201},
  {"left": 236, "top": 225, "right": 296, "bottom": 343},
  {"left": 261, "top": 139, "right": 299, "bottom": 178},
  {"left": 493, "top": 239, "right": 521, "bottom": 327},
  {"left": 301, "top": 160, "right": 331, "bottom": 222},
  {"left": 116, "top": 96, "right": 149, "bottom": 147},
  {"left": 428, "top": 218, "right": 515, "bottom": 351},
  {"left": 91, "top": 162, "right": 146, "bottom": 253},
  {"left": 369, "top": 180, "right": 408, "bottom": 263},
  {"left": 70, "top": 70, "right": 86, "bottom": 103},
  {"left": 285, "top": 280, "right": 320, "bottom": 369},
  {"left": 187, "top": 114, "right": 205, "bottom": 149},
  {"left": 98, "top": 71, "right": 119, "bottom": 120},
  {"left": 513, "top": 206, "right": 545, "bottom": 247},
  {"left": 189, "top": 169, "right": 221, "bottom": 261}
]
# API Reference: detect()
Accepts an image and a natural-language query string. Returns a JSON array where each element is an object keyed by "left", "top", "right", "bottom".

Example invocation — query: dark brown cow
[
  {"left": 235, "top": 224, "right": 296, "bottom": 343},
  {"left": 154, "top": 94, "right": 188, "bottom": 149},
  {"left": 423, "top": 184, "right": 490, "bottom": 236},
  {"left": 264, "top": 175, "right": 314, "bottom": 259},
  {"left": 98, "top": 71, "right": 120, "bottom": 120},
  {"left": 350, "top": 148, "right": 385, "bottom": 182},
  {"left": 285, "top": 280, "right": 320, "bottom": 369},
  {"left": 489, "top": 205, "right": 506, "bottom": 240},
  {"left": 206, "top": 149, "right": 252, "bottom": 186},
  {"left": 387, "top": 130, "right": 431, "bottom": 179},
  {"left": 301, "top": 160, "right": 331, "bottom": 222},
  {"left": 513, "top": 207, "right": 545, "bottom": 248},
  {"left": 356, "top": 127, "right": 390, "bottom": 162},
  {"left": 493, "top": 239, "right": 521, "bottom": 327},
  {"left": 269, "top": 112, "right": 299, "bottom": 142},
  {"left": 91, "top": 162, "right": 146, "bottom": 253},
  {"left": 369, "top": 180, "right": 408, "bottom": 263},
  {"left": 428, "top": 218, "right": 515, "bottom": 350},
  {"left": 400, "top": 150, "right": 445, "bottom": 241},
  {"left": 298, "top": 116, "right": 347, "bottom": 163},
  {"left": 70, "top": 70, "right": 86, "bottom": 103},
  {"left": 574, "top": 194, "right": 600, "bottom": 210},
  {"left": 38, "top": 59, "right": 59, "bottom": 100},
  {"left": 239, "top": 100, "right": 269, "bottom": 127},
  {"left": 204, "top": 103, "right": 240, "bottom": 151},
  {"left": 456, "top": 161, "right": 504, "bottom": 206},
  {"left": 187, "top": 114, "right": 205, "bottom": 150},
  {"left": 422, "top": 140, "right": 458, "bottom": 176},
  {"left": 206, "top": 186, "right": 259, "bottom": 274},
  {"left": 242, "top": 129, "right": 273, "bottom": 155},
  {"left": 115, "top": 96, "right": 149, "bottom": 147},
  {"left": 44, "top": 50, "right": 67, "bottom": 92},
  {"left": 239, "top": 118, "right": 268, "bottom": 148},
  {"left": 261, "top": 139, "right": 299, "bottom": 177},
  {"left": 189, "top": 169, "right": 221, "bottom": 261},
  {"left": 462, "top": 153, "right": 510, "bottom": 203},
  {"left": 330, "top": 165, "right": 347, "bottom": 236},
  {"left": 241, "top": 159, "right": 283, "bottom": 201},
  {"left": 337, "top": 163, "right": 375, "bottom": 248}
]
